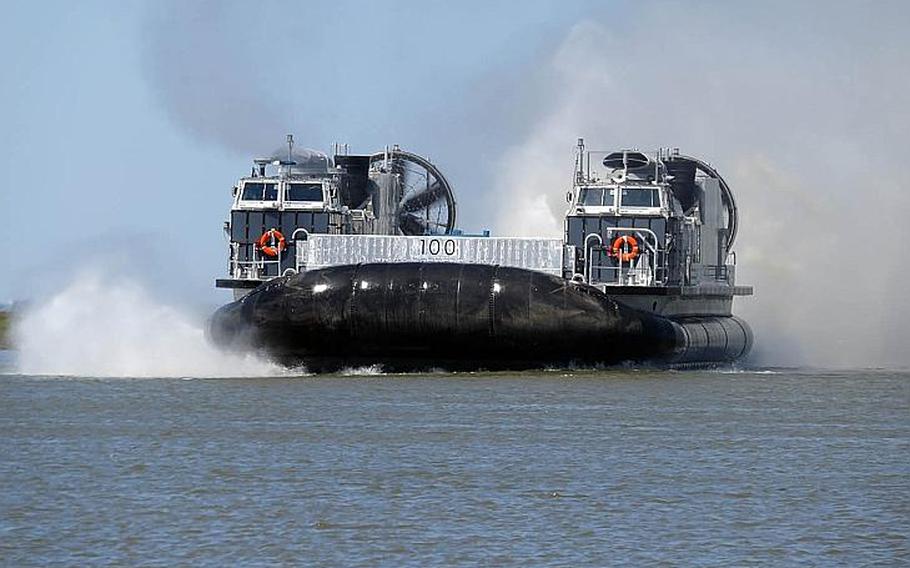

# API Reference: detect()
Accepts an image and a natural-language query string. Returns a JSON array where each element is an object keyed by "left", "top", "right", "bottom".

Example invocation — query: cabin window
[
  {"left": 605, "top": 188, "right": 616, "bottom": 206},
  {"left": 241, "top": 182, "right": 278, "bottom": 201},
  {"left": 621, "top": 187, "right": 660, "bottom": 208},
  {"left": 580, "top": 188, "right": 603, "bottom": 206},
  {"left": 285, "top": 183, "right": 323, "bottom": 202},
  {"left": 579, "top": 187, "right": 616, "bottom": 206}
]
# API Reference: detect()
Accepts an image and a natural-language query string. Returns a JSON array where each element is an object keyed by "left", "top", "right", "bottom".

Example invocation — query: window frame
[
  {"left": 238, "top": 180, "right": 280, "bottom": 204},
  {"left": 618, "top": 185, "right": 663, "bottom": 212},
  {"left": 576, "top": 185, "right": 618, "bottom": 211},
  {"left": 283, "top": 181, "right": 326, "bottom": 207}
]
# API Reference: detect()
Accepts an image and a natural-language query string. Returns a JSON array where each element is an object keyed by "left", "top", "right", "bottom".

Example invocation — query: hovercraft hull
[{"left": 209, "top": 263, "right": 752, "bottom": 371}]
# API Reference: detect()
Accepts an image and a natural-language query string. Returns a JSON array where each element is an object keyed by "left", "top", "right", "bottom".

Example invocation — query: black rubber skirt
[{"left": 209, "top": 263, "right": 752, "bottom": 371}]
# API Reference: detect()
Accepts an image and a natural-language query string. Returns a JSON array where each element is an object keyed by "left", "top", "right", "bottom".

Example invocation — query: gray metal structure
[
  {"left": 211, "top": 138, "right": 754, "bottom": 367},
  {"left": 216, "top": 138, "right": 457, "bottom": 298},
  {"left": 297, "top": 235, "right": 565, "bottom": 277},
  {"left": 217, "top": 137, "right": 751, "bottom": 320},
  {"left": 562, "top": 139, "right": 751, "bottom": 317}
]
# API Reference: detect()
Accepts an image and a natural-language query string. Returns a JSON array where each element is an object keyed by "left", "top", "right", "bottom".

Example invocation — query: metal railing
[
  {"left": 229, "top": 243, "right": 282, "bottom": 280},
  {"left": 583, "top": 228, "right": 667, "bottom": 287},
  {"left": 292, "top": 229, "right": 309, "bottom": 272}
]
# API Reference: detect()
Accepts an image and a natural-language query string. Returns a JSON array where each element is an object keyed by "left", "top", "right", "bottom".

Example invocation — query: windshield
[
  {"left": 620, "top": 187, "right": 660, "bottom": 208},
  {"left": 285, "top": 183, "right": 323, "bottom": 202},
  {"left": 579, "top": 187, "right": 616, "bottom": 207},
  {"left": 241, "top": 182, "right": 278, "bottom": 201}
]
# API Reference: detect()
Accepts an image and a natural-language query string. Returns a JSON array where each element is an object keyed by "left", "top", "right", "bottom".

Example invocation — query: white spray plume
[
  {"left": 13, "top": 272, "right": 285, "bottom": 378},
  {"left": 491, "top": 7, "right": 910, "bottom": 368}
]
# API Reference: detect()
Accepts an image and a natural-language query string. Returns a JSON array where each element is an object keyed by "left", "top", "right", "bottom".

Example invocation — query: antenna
[
  {"left": 286, "top": 134, "right": 294, "bottom": 162},
  {"left": 575, "top": 138, "right": 586, "bottom": 184}
]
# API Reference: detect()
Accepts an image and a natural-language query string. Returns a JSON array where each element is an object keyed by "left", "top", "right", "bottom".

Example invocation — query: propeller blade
[
  {"left": 400, "top": 181, "right": 449, "bottom": 212},
  {"left": 398, "top": 212, "right": 428, "bottom": 235},
  {"left": 398, "top": 212, "right": 449, "bottom": 235}
]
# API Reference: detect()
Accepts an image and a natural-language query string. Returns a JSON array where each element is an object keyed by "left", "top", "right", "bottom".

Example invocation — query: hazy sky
[
  {"left": 2, "top": 1, "right": 908, "bottom": 366},
  {"left": 0, "top": 0, "right": 598, "bottom": 303}
]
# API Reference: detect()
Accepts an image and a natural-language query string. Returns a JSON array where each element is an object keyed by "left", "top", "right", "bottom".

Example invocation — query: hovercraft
[{"left": 210, "top": 136, "right": 753, "bottom": 370}]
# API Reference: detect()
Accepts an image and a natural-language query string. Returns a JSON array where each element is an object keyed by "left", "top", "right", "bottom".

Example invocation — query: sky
[
  {"left": 0, "top": 0, "right": 593, "bottom": 303},
  {"left": 2, "top": 0, "right": 909, "bottom": 367}
]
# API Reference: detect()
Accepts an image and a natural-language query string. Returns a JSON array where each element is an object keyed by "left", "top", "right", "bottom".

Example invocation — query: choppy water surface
[{"left": 1, "top": 359, "right": 908, "bottom": 566}]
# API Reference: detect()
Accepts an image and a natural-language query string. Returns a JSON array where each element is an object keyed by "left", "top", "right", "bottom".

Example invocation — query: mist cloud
[
  {"left": 140, "top": 0, "right": 909, "bottom": 368},
  {"left": 490, "top": 3, "right": 910, "bottom": 367},
  {"left": 142, "top": 2, "right": 292, "bottom": 154}
]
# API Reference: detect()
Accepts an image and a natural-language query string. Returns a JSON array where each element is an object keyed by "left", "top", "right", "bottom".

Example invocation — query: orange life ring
[
  {"left": 257, "top": 229, "right": 286, "bottom": 257},
  {"left": 611, "top": 235, "right": 639, "bottom": 262}
]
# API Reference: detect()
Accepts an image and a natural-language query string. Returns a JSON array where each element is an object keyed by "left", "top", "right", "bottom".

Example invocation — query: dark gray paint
[{"left": 230, "top": 211, "right": 334, "bottom": 276}]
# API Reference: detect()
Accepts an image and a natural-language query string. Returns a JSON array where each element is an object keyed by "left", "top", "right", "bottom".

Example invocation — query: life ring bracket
[{"left": 257, "top": 228, "right": 287, "bottom": 258}]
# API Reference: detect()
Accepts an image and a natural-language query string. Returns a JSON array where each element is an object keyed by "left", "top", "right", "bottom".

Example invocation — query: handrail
[
  {"left": 583, "top": 228, "right": 666, "bottom": 287},
  {"left": 583, "top": 233, "right": 603, "bottom": 285},
  {"left": 230, "top": 243, "right": 282, "bottom": 280}
]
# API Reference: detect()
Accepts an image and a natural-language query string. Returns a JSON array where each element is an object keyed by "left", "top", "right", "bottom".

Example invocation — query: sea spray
[
  {"left": 13, "top": 272, "right": 285, "bottom": 378},
  {"left": 340, "top": 365, "right": 386, "bottom": 376}
]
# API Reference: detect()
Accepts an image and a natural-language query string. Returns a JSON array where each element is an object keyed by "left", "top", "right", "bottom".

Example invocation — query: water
[{"left": 1, "top": 358, "right": 908, "bottom": 566}]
